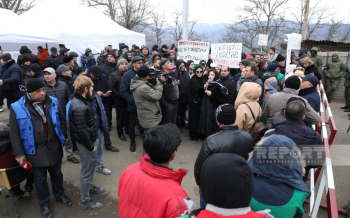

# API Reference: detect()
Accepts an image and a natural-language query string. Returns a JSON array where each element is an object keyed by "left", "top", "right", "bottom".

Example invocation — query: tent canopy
[{"left": 0, "top": 0, "right": 145, "bottom": 63}]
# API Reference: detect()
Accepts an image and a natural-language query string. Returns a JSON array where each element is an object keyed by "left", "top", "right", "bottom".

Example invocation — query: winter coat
[
  {"left": 97, "top": 54, "right": 107, "bottom": 66},
  {"left": 37, "top": 49, "right": 49, "bottom": 67},
  {"left": 21, "top": 64, "right": 32, "bottom": 84},
  {"left": 0, "top": 60, "right": 25, "bottom": 98},
  {"left": 58, "top": 75, "right": 74, "bottom": 93},
  {"left": 299, "top": 87, "right": 320, "bottom": 112},
  {"left": 86, "top": 73, "right": 110, "bottom": 101},
  {"left": 249, "top": 136, "right": 309, "bottom": 218},
  {"left": 250, "top": 75, "right": 264, "bottom": 105},
  {"left": 108, "top": 69, "right": 128, "bottom": 106},
  {"left": 262, "top": 76, "right": 278, "bottom": 111},
  {"left": 308, "top": 47, "right": 323, "bottom": 70},
  {"left": 52, "top": 55, "right": 67, "bottom": 70},
  {"left": 130, "top": 77, "right": 163, "bottom": 128},
  {"left": 234, "top": 82, "right": 262, "bottom": 132},
  {"left": 268, "top": 53, "right": 278, "bottom": 62},
  {"left": 45, "top": 54, "right": 57, "bottom": 68},
  {"left": 174, "top": 59, "right": 190, "bottom": 96},
  {"left": 45, "top": 80, "right": 72, "bottom": 115},
  {"left": 344, "top": 68, "right": 350, "bottom": 87},
  {"left": 120, "top": 68, "right": 137, "bottom": 112},
  {"left": 17, "top": 46, "right": 42, "bottom": 67},
  {"left": 194, "top": 125, "right": 255, "bottom": 186},
  {"left": 262, "top": 88, "right": 322, "bottom": 128},
  {"left": 304, "top": 64, "right": 322, "bottom": 80},
  {"left": 81, "top": 53, "right": 96, "bottom": 70},
  {"left": 101, "top": 62, "right": 117, "bottom": 79},
  {"left": 186, "top": 74, "right": 204, "bottom": 131},
  {"left": 323, "top": 53, "right": 346, "bottom": 79},
  {"left": 218, "top": 75, "right": 237, "bottom": 105},
  {"left": 68, "top": 92, "right": 97, "bottom": 151},
  {"left": 10, "top": 95, "right": 66, "bottom": 167},
  {"left": 118, "top": 155, "right": 188, "bottom": 218}
]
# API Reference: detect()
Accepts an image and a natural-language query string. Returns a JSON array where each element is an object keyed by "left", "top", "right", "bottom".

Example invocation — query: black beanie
[
  {"left": 26, "top": 78, "right": 45, "bottom": 93},
  {"left": 216, "top": 104, "right": 236, "bottom": 125},
  {"left": 108, "top": 52, "right": 117, "bottom": 59},
  {"left": 285, "top": 75, "right": 301, "bottom": 90},
  {"left": 90, "top": 65, "right": 102, "bottom": 77},
  {"left": 137, "top": 65, "right": 150, "bottom": 78},
  {"left": 30, "top": 64, "right": 42, "bottom": 74},
  {"left": 63, "top": 56, "right": 73, "bottom": 63},
  {"left": 275, "top": 54, "right": 286, "bottom": 62}
]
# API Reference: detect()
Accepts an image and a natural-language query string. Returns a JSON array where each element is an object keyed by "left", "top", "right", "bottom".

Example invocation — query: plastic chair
[{"left": 0, "top": 165, "right": 32, "bottom": 218}]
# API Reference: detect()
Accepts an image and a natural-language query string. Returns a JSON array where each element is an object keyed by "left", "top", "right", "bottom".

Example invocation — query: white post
[{"left": 182, "top": 0, "right": 189, "bottom": 41}]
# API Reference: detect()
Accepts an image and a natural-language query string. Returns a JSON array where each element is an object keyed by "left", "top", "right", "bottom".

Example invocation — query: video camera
[{"left": 148, "top": 68, "right": 176, "bottom": 86}]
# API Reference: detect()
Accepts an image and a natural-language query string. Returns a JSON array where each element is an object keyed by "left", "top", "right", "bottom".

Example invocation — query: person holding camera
[{"left": 130, "top": 65, "right": 163, "bottom": 136}]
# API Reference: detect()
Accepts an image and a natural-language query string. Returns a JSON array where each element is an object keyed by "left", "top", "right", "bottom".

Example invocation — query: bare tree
[
  {"left": 289, "top": 0, "right": 332, "bottom": 39},
  {"left": 0, "top": 0, "right": 35, "bottom": 14},
  {"left": 339, "top": 26, "right": 350, "bottom": 43},
  {"left": 82, "top": 0, "right": 154, "bottom": 31},
  {"left": 325, "top": 18, "right": 344, "bottom": 41},
  {"left": 150, "top": 12, "right": 168, "bottom": 45},
  {"left": 220, "top": 0, "right": 289, "bottom": 51}
]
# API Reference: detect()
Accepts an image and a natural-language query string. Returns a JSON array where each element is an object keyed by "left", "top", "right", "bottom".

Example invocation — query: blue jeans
[
  {"left": 96, "top": 128, "right": 104, "bottom": 167},
  {"left": 142, "top": 128, "right": 149, "bottom": 155},
  {"left": 199, "top": 186, "right": 207, "bottom": 209}
]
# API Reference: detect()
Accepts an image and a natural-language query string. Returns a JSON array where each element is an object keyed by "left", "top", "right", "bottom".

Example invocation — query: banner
[
  {"left": 178, "top": 40, "right": 210, "bottom": 64},
  {"left": 258, "top": 34, "right": 268, "bottom": 46},
  {"left": 211, "top": 43, "right": 242, "bottom": 68},
  {"left": 285, "top": 34, "right": 302, "bottom": 71}
]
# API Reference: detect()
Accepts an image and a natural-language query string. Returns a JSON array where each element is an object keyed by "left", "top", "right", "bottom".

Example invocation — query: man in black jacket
[
  {"left": 174, "top": 59, "right": 190, "bottom": 128},
  {"left": 194, "top": 103, "right": 255, "bottom": 208},
  {"left": 0, "top": 53, "right": 25, "bottom": 108},
  {"left": 218, "top": 65, "right": 237, "bottom": 105},
  {"left": 57, "top": 64, "right": 74, "bottom": 93},
  {"left": 108, "top": 59, "right": 129, "bottom": 141},
  {"left": 45, "top": 47, "right": 58, "bottom": 68},
  {"left": 17, "top": 46, "right": 42, "bottom": 67},
  {"left": 68, "top": 76, "right": 104, "bottom": 210},
  {"left": 53, "top": 48, "right": 70, "bottom": 70}
]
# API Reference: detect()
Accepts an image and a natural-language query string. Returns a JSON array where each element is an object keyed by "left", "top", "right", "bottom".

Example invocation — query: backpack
[{"left": 245, "top": 103, "right": 268, "bottom": 142}]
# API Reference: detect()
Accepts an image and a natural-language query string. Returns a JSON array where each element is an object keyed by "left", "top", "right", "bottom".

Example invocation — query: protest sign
[
  {"left": 211, "top": 43, "right": 242, "bottom": 68},
  {"left": 258, "top": 34, "right": 268, "bottom": 46},
  {"left": 178, "top": 40, "right": 210, "bottom": 64},
  {"left": 285, "top": 33, "right": 302, "bottom": 70}
]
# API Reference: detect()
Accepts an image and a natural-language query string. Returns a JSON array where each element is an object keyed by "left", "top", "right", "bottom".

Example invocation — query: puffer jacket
[
  {"left": 0, "top": 60, "right": 24, "bottom": 98},
  {"left": 130, "top": 76, "right": 163, "bottom": 128},
  {"left": 234, "top": 82, "right": 262, "bottom": 132},
  {"left": 37, "top": 49, "right": 49, "bottom": 67},
  {"left": 118, "top": 155, "right": 188, "bottom": 218},
  {"left": 194, "top": 125, "right": 254, "bottom": 186},
  {"left": 308, "top": 47, "right": 323, "bottom": 70},
  {"left": 45, "top": 80, "right": 72, "bottom": 114},
  {"left": 323, "top": 53, "right": 346, "bottom": 79},
  {"left": 17, "top": 46, "right": 41, "bottom": 67},
  {"left": 68, "top": 92, "right": 97, "bottom": 151}
]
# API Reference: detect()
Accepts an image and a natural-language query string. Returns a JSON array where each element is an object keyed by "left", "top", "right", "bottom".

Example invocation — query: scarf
[
  {"left": 26, "top": 93, "right": 47, "bottom": 123},
  {"left": 299, "top": 87, "right": 316, "bottom": 96}
]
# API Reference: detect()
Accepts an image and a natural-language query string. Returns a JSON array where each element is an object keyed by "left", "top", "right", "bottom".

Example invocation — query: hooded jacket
[
  {"left": 174, "top": 59, "right": 190, "bottom": 95},
  {"left": 308, "top": 47, "right": 323, "bottom": 70},
  {"left": 118, "top": 155, "right": 188, "bottom": 218},
  {"left": 262, "top": 76, "right": 278, "bottom": 111},
  {"left": 234, "top": 82, "right": 262, "bottom": 132},
  {"left": 249, "top": 135, "right": 309, "bottom": 218},
  {"left": 262, "top": 88, "right": 321, "bottom": 128},
  {"left": 81, "top": 52, "right": 96, "bottom": 70},
  {"left": 324, "top": 53, "right": 346, "bottom": 79},
  {"left": 37, "top": 48, "right": 49, "bottom": 67},
  {"left": 17, "top": 46, "right": 42, "bottom": 67},
  {"left": 130, "top": 76, "right": 163, "bottom": 128}
]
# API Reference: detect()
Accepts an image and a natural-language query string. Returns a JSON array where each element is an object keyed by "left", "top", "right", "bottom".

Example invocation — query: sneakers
[
  {"left": 23, "top": 191, "right": 31, "bottom": 199},
  {"left": 96, "top": 166, "right": 111, "bottom": 175},
  {"left": 89, "top": 186, "right": 106, "bottom": 195},
  {"left": 81, "top": 199, "right": 103, "bottom": 210},
  {"left": 0, "top": 106, "right": 3, "bottom": 112}
]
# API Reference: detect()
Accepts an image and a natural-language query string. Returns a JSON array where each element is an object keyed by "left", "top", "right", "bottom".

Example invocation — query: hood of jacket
[
  {"left": 130, "top": 76, "right": 149, "bottom": 91},
  {"left": 248, "top": 135, "right": 310, "bottom": 192},
  {"left": 264, "top": 76, "right": 278, "bottom": 96},
  {"left": 331, "top": 53, "right": 340, "bottom": 62},
  {"left": 310, "top": 47, "right": 318, "bottom": 57},
  {"left": 151, "top": 44, "right": 159, "bottom": 51},
  {"left": 19, "top": 46, "right": 31, "bottom": 54},
  {"left": 152, "top": 52, "right": 162, "bottom": 63},
  {"left": 235, "top": 82, "right": 261, "bottom": 109},
  {"left": 201, "top": 153, "right": 254, "bottom": 208},
  {"left": 175, "top": 59, "right": 186, "bottom": 71}
]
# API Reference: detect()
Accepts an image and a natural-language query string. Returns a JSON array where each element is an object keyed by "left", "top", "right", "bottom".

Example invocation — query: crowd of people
[{"left": 0, "top": 42, "right": 345, "bottom": 218}]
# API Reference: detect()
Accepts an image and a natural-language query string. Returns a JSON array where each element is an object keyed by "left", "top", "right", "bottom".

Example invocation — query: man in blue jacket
[
  {"left": 299, "top": 75, "right": 320, "bottom": 112},
  {"left": 120, "top": 56, "right": 144, "bottom": 152},
  {"left": 81, "top": 48, "right": 96, "bottom": 70},
  {"left": 10, "top": 78, "right": 72, "bottom": 218}
]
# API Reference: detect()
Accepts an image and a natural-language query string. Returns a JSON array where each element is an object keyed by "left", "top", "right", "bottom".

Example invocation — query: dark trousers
[
  {"left": 70, "top": 127, "right": 77, "bottom": 151},
  {"left": 104, "top": 130, "right": 112, "bottom": 146},
  {"left": 0, "top": 94, "right": 4, "bottom": 106},
  {"left": 12, "top": 173, "right": 34, "bottom": 192},
  {"left": 102, "top": 98, "right": 112, "bottom": 127},
  {"left": 32, "top": 161, "right": 64, "bottom": 206},
  {"left": 108, "top": 98, "right": 114, "bottom": 127},
  {"left": 129, "top": 111, "right": 137, "bottom": 143},
  {"left": 161, "top": 101, "right": 178, "bottom": 124},
  {"left": 116, "top": 105, "right": 129, "bottom": 134},
  {"left": 176, "top": 101, "right": 187, "bottom": 125}
]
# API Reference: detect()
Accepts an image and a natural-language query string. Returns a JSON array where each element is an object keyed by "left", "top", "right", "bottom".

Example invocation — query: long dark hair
[{"left": 186, "top": 60, "right": 194, "bottom": 71}]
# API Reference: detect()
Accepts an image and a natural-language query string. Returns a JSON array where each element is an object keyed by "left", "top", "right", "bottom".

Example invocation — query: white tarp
[{"left": 0, "top": 0, "right": 145, "bottom": 64}]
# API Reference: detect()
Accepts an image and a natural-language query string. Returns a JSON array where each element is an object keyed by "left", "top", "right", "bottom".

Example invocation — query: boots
[{"left": 130, "top": 141, "right": 136, "bottom": 152}]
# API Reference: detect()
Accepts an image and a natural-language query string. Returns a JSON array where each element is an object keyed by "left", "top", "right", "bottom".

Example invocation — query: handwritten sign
[
  {"left": 211, "top": 43, "right": 242, "bottom": 68},
  {"left": 285, "top": 33, "right": 302, "bottom": 70},
  {"left": 178, "top": 40, "right": 210, "bottom": 64},
  {"left": 258, "top": 34, "right": 268, "bottom": 46}
]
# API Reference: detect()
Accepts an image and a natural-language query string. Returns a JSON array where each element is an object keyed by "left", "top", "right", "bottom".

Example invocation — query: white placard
[
  {"left": 285, "top": 34, "right": 302, "bottom": 70},
  {"left": 258, "top": 34, "right": 268, "bottom": 46},
  {"left": 178, "top": 40, "right": 210, "bottom": 64},
  {"left": 211, "top": 43, "right": 242, "bottom": 68}
]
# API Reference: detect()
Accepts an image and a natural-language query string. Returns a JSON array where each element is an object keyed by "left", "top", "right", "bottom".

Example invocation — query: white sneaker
[
  {"left": 96, "top": 166, "right": 111, "bottom": 175},
  {"left": 0, "top": 106, "right": 3, "bottom": 112}
]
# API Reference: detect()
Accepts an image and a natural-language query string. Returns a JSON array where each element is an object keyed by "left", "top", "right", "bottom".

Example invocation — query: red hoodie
[{"left": 118, "top": 155, "right": 189, "bottom": 218}]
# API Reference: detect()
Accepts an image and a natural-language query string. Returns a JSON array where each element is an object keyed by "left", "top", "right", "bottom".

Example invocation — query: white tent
[{"left": 0, "top": 0, "right": 145, "bottom": 64}]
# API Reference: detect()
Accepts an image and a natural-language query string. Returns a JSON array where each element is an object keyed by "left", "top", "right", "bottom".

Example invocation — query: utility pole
[
  {"left": 182, "top": 0, "right": 189, "bottom": 41},
  {"left": 302, "top": 0, "right": 310, "bottom": 40}
]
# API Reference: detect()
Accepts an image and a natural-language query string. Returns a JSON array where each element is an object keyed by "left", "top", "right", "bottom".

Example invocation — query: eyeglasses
[{"left": 196, "top": 71, "right": 203, "bottom": 73}]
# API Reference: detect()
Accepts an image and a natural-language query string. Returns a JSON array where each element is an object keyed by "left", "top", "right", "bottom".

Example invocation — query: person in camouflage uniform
[
  {"left": 343, "top": 68, "right": 350, "bottom": 113},
  {"left": 308, "top": 47, "right": 323, "bottom": 70},
  {"left": 323, "top": 53, "right": 346, "bottom": 103}
]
